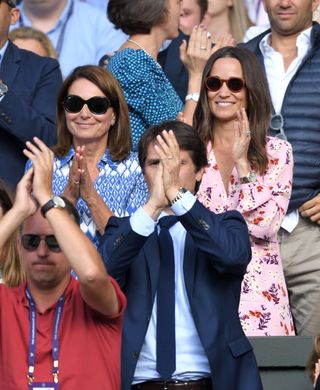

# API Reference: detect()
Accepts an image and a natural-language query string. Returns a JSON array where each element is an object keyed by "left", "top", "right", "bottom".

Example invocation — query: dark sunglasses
[
  {"left": 21, "top": 234, "right": 61, "bottom": 253},
  {"left": 205, "top": 76, "right": 245, "bottom": 93},
  {"left": 63, "top": 95, "right": 111, "bottom": 115}
]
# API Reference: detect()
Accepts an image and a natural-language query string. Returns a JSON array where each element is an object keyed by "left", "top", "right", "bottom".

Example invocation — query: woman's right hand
[{"left": 63, "top": 146, "right": 83, "bottom": 205}]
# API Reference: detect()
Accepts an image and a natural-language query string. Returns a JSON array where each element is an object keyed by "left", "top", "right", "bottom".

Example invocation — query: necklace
[{"left": 127, "top": 38, "right": 157, "bottom": 61}]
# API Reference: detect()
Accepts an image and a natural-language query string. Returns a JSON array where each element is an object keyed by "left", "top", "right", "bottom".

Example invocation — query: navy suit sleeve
[
  {"left": 0, "top": 53, "right": 62, "bottom": 146},
  {"left": 177, "top": 200, "right": 252, "bottom": 275},
  {"left": 99, "top": 216, "right": 149, "bottom": 287}
]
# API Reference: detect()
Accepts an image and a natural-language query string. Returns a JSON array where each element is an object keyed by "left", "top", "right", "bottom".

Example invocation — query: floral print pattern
[{"left": 197, "top": 136, "right": 295, "bottom": 336}]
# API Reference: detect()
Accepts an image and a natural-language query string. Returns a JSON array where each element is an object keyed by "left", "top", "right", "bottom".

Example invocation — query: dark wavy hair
[
  {"left": 107, "top": 0, "right": 168, "bottom": 35},
  {"left": 54, "top": 65, "right": 132, "bottom": 162},
  {"left": 138, "top": 120, "right": 208, "bottom": 175},
  {"left": 193, "top": 46, "right": 270, "bottom": 175}
]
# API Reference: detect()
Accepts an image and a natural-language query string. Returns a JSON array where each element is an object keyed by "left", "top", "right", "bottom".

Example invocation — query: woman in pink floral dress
[{"left": 194, "top": 46, "right": 295, "bottom": 336}]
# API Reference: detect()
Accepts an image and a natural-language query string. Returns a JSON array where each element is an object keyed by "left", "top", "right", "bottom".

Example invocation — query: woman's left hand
[{"left": 232, "top": 108, "right": 251, "bottom": 166}]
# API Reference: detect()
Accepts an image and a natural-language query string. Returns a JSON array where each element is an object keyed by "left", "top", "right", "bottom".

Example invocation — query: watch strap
[{"left": 170, "top": 187, "right": 188, "bottom": 206}]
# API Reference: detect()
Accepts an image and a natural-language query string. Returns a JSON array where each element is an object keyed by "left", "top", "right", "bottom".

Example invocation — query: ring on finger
[
  {"left": 166, "top": 155, "right": 174, "bottom": 160},
  {"left": 246, "top": 130, "right": 251, "bottom": 137},
  {"left": 73, "top": 180, "right": 80, "bottom": 184},
  {"left": 200, "top": 46, "right": 207, "bottom": 50}
]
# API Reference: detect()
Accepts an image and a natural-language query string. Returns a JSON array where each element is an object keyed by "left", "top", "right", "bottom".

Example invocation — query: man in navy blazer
[
  {"left": 100, "top": 120, "right": 262, "bottom": 390},
  {"left": 0, "top": 0, "right": 62, "bottom": 191}
]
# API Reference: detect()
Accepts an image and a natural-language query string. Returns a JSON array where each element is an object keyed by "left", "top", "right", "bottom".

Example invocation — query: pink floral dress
[{"left": 197, "top": 136, "right": 295, "bottom": 336}]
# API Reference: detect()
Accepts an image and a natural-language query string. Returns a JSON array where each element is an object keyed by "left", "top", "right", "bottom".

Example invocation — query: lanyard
[
  {"left": 25, "top": 287, "right": 65, "bottom": 385},
  {"left": 18, "top": 0, "right": 74, "bottom": 59}
]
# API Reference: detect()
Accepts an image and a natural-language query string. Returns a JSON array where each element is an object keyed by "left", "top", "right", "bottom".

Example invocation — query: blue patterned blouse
[
  {"left": 107, "top": 48, "right": 184, "bottom": 150},
  {"left": 29, "top": 148, "right": 148, "bottom": 247}
]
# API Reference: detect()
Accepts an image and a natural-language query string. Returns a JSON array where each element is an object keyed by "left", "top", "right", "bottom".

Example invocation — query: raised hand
[
  {"left": 23, "top": 137, "right": 54, "bottom": 206},
  {"left": 232, "top": 108, "right": 251, "bottom": 172},
  {"left": 154, "top": 130, "right": 181, "bottom": 201}
]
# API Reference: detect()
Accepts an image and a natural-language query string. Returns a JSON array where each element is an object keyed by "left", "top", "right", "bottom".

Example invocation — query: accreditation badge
[{"left": 29, "top": 382, "right": 59, "bottom": 390}]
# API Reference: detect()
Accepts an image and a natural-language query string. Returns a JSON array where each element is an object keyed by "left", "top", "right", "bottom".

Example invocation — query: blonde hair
[
  {"left": 229, "top": 0, "right": 253, "bottom": 43},
  {"left": 0, "top": 181, "right": 25, "bottom": 287},
  {"left": 9, "top": 26, "right": 57, "bottom": 58}
]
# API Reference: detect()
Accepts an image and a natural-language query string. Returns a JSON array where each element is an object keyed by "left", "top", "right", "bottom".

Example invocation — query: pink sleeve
[{"left": 236, "top": 138, "right": 293, "bottom": 240}]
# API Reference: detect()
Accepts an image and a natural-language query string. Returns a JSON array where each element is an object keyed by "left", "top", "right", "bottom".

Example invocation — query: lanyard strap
[
  {"left": 26, "top": 287, "right": 65, "bottom": 385},
  {"left": 18, "top": 0, "right": 74, "bottom": 59}
]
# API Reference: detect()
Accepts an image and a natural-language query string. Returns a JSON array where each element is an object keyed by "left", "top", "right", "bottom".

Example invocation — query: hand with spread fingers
[
  {"left": 232, "top": 108, "right": 251, "bottom": 175},
  {"left": 180, "top": 25, "right": 212, "bottom": 78},
  {"left": 23, "top": 137, "right": 54, "bottom": 206}
]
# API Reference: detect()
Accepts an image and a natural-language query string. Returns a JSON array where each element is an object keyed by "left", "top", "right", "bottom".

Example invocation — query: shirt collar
[
  {"left": 259, "top": 26, "right": 312, "bottom": 57},
  {"left": 59, "top": 147, "right": 113, "bottom": 169}
]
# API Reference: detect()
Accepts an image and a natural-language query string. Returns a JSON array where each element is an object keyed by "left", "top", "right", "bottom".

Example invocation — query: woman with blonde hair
[
  {"left": 205, "top": 0, "right": 253, "bottom": 43},
  {"left": 0, "top": 180, "right": 25, "bottom": 287}
]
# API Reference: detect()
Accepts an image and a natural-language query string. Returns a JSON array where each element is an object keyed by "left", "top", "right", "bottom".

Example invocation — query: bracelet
[
  {"left": 170, "top": 187, "right": 188, "bottom": 206},
  {"left": 185, "top": 92, "right": 200, "bottom": 103}
]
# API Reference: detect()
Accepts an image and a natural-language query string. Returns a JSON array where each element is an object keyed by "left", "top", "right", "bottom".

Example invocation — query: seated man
[
  {"left": 100, "top": 120, "right": 262, "bottom": 390},
  {"left": 0, "top": 137, "right": 126, "bottom": 389}
]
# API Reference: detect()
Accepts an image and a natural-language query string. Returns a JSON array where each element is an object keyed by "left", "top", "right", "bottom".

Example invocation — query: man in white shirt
[
  {"left": 244, "top": 0, "right": 320, "bottom": 336},
  {"left": 13, "top": 0, "right": 126, "bottom": 77},
  {"left": 100, "top": 120, "right": 262, "bottom": 390}
]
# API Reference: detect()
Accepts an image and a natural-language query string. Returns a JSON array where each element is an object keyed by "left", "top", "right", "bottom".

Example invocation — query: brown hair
[
  {"left": 107, "top": 0, "right": 168, "bottom": 35},
  {"left": 307, "top": 333, "right": 320, "bottom": 384},
  {"left": 54, "top": 65, "right": 132, "bottom": 162},
  {"left": 0, "top": 181, "right": 25, "bottom": 287},
  {"left": 9, "top": 26, "right": 57, "bottom": 58},
  {"left": 197, "top": 0, "right": 208, "bottom": 21},
  {"left": 193, "top": 46, "right": 270, "bottom": 175},
  {"left": 139, "top": 120, "right": 208, "bottom": 173}
]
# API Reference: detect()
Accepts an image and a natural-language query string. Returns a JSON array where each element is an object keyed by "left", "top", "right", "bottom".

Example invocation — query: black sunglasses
[
  {"left": 63, "top": 95, "right": 111, "bottom": 115},
  {"left": 205, "top": 76, "right": 245, "bottom": 93},
  {"left": 21, "top": 234, "right": 61, "bottom": 253}
]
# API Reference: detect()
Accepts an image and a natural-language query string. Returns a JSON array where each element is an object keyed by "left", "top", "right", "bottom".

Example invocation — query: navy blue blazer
[
  {"left": 100, "top": 200, "right": 263, "bottom": 390},
  {"left": 0, "top": 41, "right": 62, "bottom": 190}
]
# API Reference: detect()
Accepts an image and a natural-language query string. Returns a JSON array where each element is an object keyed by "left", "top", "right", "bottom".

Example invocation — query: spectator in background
[
  {"left": 205, "top": 0, "right": 253, "bottom": 43},
  {"left": 158, "top": 0, "right": 209, "bottom": 102},
  {"left": 0, "top": 140, "right": 126, "bottom": 389},
  {"left": 0, "top": 179, "right": 25, "bottom": 287},
  {"left": 195, "top": 46, "right": 294, "bottom": 336},
  {"left": 243, "top": 0, "right": 320, "bottom": 336},
  {"left": 31, "top": 65, "right": 148, "bottom": 247},
  {"left": 9, "top": 26, "right": 57, "bottom": 58},
  {"left": 0, "top": 0, "right": 62, "bottom": 191},
  {"left": 179, "top": 0, "right": 208, "bottom": 35},
  {"left": 107, "top": 0, "right": 213, "bottom": 151},
  {"left": 14, "top": 0, "right": 127, "bottom": 77}
]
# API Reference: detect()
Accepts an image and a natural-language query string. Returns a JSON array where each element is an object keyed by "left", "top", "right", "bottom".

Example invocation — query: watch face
[{"left": 52, "top": 196, "right": 66, "bottom": 208}]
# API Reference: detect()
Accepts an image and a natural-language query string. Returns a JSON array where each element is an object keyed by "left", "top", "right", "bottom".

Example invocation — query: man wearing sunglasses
[
  {"left": 0, "top": 0, "right": 62, "bottom": 192},
  {"left": 0, "top": 137, "right": 126, "bottom": 389},
  {"left": 243, "top": 0, "right": 320, "bottom": 336}
]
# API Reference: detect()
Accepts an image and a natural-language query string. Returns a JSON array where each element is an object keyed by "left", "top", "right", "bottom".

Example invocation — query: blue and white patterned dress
[
  {"left": 50, "top": 148, "right": 148, "bottom": 247},
  {"left": 107, "top": 48, "right": 184, "bottom": 150}
]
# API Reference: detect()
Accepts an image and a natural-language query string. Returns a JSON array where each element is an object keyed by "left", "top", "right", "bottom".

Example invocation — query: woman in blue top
[
  {"left": 50, "top": 65, "right": 148, "bottom": 246},
  {"left": 107, "top": 0, "right": 213, "bottom": 150}
]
